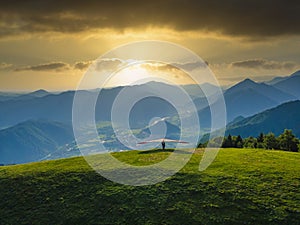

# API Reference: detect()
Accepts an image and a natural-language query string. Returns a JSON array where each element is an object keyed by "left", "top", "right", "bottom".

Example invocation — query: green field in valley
[{"left": 0, "top": 148, "right": 299, "bottom": 225}]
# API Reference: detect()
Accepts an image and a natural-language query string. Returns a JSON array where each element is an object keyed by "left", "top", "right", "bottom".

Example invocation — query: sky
[{"left": 0, "top": 0, "right": 300, "bottom": 91}]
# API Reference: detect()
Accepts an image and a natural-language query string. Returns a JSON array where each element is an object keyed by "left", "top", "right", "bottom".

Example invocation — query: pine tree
[
  {"left": 236, "top": 135, "right": 243, "bottom": 148},
  {"left": 222, "top": 134, "right": 233, "bottom": 148}
]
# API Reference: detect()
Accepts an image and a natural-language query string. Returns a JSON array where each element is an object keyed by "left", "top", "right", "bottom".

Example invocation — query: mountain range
[
  {"left": 1, "top": 71, "right": 299, "bottom": 129},
  {"left": 0, "top": 70, "right": 299, "bottom": 164},
  {"left": 0, "top": 120, "right": 74, "bottom": 164},
  {"left": 0, "top": 89, "right": 51, "bottom": 102},
  {"left": 223, "top": 78, "right": 296, "bottom": 121}
]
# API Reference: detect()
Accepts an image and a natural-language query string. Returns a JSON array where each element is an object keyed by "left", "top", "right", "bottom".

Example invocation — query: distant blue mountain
[
  {"left": 182, "top": 82, "right": 220, "bottom": 99},
  {"left": 265, "top": 76, "right": 287, "bottom": 85},
  {"left": 0, "top": 79, "right": 296, "bottom": 132},
  {"left": 0, "top": 82, "right": 185, "bottom": 129},
  {"left": 225, "top": 100, "right": 300, "bottom": 138},
  {"left": 265, "top": 70, "right": 300, "bottom": 85},
  {"left": 272, "top": 70, "right": 300, "bottom": 99},
  {"left": 15, "top": 89, "right": 50, "bottom": 100},
  {"left": 0, "top": 92, "right": 22, "bottom": 102},
  {"left": 0, "top": 89, "right": 51, "bottom": 102},
  {"left": 197, "top": 78, "right": 296, "bottom": 128},
  {"left": 0, "top": 120, "right": 74, "bottom": 164},
  {"left": 224, "top": 78, "right": 296, "bottom": 121},
  {"left": 0, "top": 91, "right": 76, "bottom": 128},
  {"left": 1, "top": 78, "right": 300, "bottom": 164}
]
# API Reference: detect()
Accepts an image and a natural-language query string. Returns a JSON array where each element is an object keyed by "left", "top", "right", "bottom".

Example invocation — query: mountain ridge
[
  {"left": 0, "top": 119, "right": 74, "bottom": 164},
  {"left": 225, "top": 100, "right": 300, "bottom": 137}
]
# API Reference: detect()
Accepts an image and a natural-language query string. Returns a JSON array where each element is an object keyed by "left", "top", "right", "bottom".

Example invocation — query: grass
[{"left": 0, "top": 148, "right": 299, "bottom": 224}]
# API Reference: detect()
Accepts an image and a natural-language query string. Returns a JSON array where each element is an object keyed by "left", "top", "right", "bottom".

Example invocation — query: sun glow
[
  {"left": 104, "top": 63, "right": 153, "bottom": 87},
  {"left": 103, "top": 62, "right": 197, "bottom": 88}
]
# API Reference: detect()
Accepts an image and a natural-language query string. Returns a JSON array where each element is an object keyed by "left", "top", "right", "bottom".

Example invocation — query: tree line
[{"left": 198, "top": 129, "right": 300, "bottom": 152}]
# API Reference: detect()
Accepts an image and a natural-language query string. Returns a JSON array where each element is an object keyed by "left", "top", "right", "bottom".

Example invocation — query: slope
[
  {"left": 0, "top": 149, "right": 299, "bottom": 224},
  {"left": 224, "top": 78, "right": 296, "bottom": 121},
  {"left": 265, "top": 70, "right": 300, "bottom": 85},
  {"left": 0, "top": 120, "right": 74, "bottom": 164},
  {"left": 273, "top": 71, "right": 300, "bottom": 99},
  {"left": 225, "top": 100, "right": 300, "bottom": 137}
]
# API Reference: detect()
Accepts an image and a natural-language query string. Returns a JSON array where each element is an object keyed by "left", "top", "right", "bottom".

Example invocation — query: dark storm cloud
[
  {"left": 15, "top": 62, "right": 70, "bottom": 71},
  {"left": 1, "top": 0, "right": 300, "bottom": 38},
  {"left": 231, "top": 59, "right": 297, "bottom": 70}
]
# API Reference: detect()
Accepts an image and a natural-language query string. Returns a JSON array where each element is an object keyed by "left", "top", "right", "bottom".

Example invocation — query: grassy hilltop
[{"left": 0, "top": 149, "right": 299, "bottom": 225}]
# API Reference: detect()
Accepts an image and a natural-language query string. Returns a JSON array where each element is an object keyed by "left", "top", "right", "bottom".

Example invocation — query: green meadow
[{"left": 0, "top": 148, "right": 299, "bottom": 225}]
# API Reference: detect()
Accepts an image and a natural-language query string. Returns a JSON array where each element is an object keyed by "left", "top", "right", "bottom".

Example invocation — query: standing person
[{"left": 161, "top": 140, "right": 165, "bottom": 150}]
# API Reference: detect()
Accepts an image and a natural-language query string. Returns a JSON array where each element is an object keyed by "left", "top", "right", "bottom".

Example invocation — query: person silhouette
[{"left": 161, "top": 140, "right": 165, "bottom": 150}]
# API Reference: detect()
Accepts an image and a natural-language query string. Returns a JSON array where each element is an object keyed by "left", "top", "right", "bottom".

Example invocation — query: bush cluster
[{"left": 199, "top": 129, "right": 300, "bottom": 152}]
